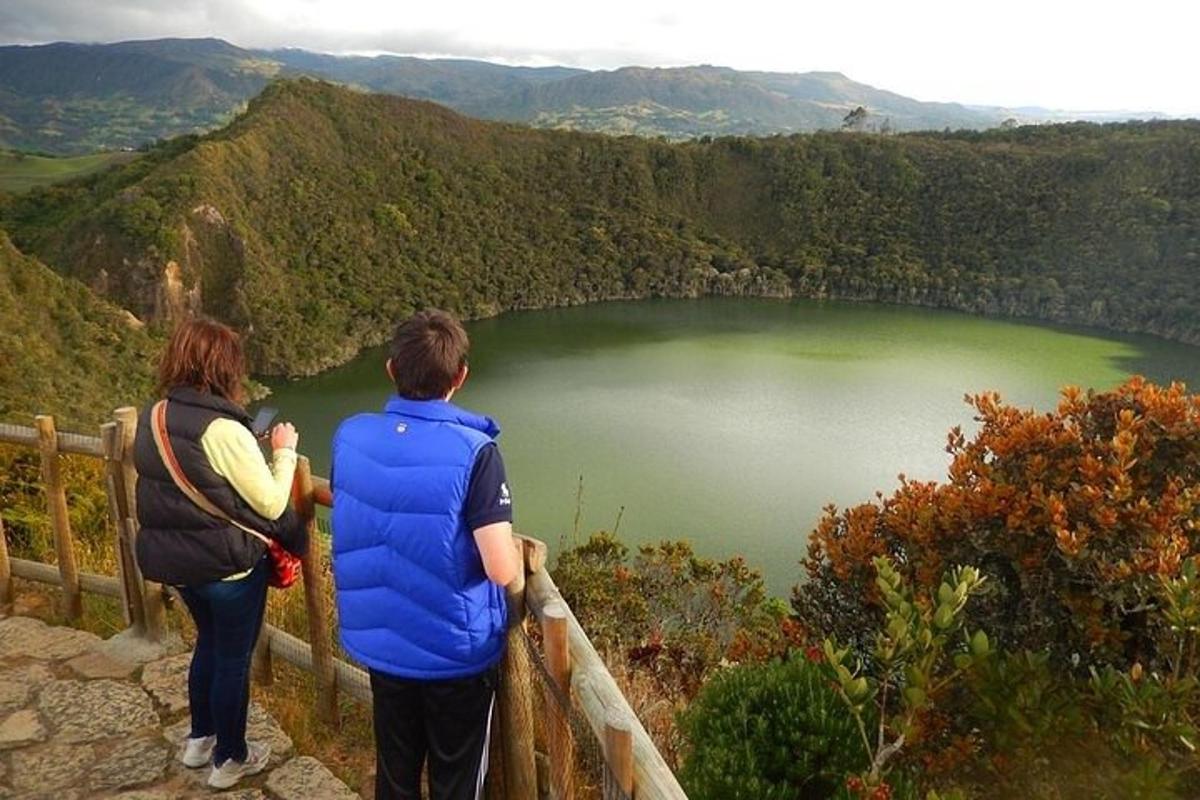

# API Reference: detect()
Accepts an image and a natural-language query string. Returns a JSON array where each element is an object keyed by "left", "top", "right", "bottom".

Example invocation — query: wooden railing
[{"left": 0, "top": 411, "right": 687, "bottom": 800}]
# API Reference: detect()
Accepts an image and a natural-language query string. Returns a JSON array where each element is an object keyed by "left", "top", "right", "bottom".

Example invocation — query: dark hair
[
  {"left": 157, "top": 317, "right": 247, "bottom": 405},
  {"left": 388, "top": 309, "right": 469, "bottom": 400}
]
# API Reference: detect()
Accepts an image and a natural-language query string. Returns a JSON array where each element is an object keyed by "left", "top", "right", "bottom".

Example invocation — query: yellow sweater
[{"left": 200, "top": 418, "right": 297, "bottom": 579}]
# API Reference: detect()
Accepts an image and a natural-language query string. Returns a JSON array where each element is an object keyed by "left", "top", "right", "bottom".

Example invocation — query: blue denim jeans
[{"left": 179, "top": 558, "right": 268, "bottom": 766}]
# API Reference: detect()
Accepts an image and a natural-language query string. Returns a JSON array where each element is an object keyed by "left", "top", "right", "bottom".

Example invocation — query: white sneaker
[
  {"left": 180, "top": 734, "right": 215, "bottom": 768},
  {"left": 207, "top": 741, "right": 271, "bottom": 789}
]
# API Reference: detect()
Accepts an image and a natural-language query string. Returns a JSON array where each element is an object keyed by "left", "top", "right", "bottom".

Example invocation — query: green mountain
[
  {"left": 470, "top": 65, "right": 995, "bottom": 137},
  {"left": 266, "top": 49, "right": 583, "bottom": 107},
  {"left": 0, "top": 230, "right": 157, "bottom": 426},
  {"left": 0, "top": 38, "right": 1006, "bottom": 154},
  {"left": 0, "top": 38, "right": 281, "bottom": 153},
  {"left": 3, "top": 80, "right": 1196, "bottom": 385}
]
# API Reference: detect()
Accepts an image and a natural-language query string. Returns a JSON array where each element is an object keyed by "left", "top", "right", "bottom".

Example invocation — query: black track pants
[{"left": 370, "top": 666, "right": 498, "bottom": 800}]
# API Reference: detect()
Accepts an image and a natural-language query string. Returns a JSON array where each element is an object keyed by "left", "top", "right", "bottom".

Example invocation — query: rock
[
  {"left": 0, "top": 709, "right": 46, "bottom": 749},
  {"left": 6, "top": 791, "right": 82, "bottom": 800},
  {"left": 109, "top": 793, "right": 174, "bottom": 800},
  {"left": 247, "top": 701, "right": 294, "bottom": 762},
  {"left": 38, "top": 679, "right": 158, "bottom": 743},
  {"left": 0, "top": 680, "right": 27, "bottom": 715},
  {"left": 66, "top": 649, "right": 138, "bottom": 680},
  {"left": 97, "top": 627, "right": 188, "bottom": 666},
  {"left": 0, "top": 616, "right": 99, "bottom": 661},
  {"left": 265, "top": 756, "right": 358, "bottom": 800},
  {"left": 141, "top": 653, "right": 191, "bottom": 712},
  {"left": 9, "top": 742, "right": 94, "bottom": 792},
  {"left": 172, "top": 789, "right": 266, "bottom": 800},
  {"left": 88, "top": 736, "right": 169, "bottom": 792},
  {"left": 162, "top": 716, "right": 191, "bottom": 745},
  {"left": 0, "top": 663, "right": 52, "bottom": 714}
]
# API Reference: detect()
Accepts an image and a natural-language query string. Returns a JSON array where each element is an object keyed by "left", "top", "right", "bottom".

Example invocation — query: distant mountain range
[{"left": 0, "top": 37, "right": 1175, "bottom": 154}]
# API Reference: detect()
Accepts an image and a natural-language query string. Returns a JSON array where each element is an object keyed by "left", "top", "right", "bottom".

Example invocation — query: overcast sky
[{"left": 1, "top": 0, "right": 1196, "bottom": 115}]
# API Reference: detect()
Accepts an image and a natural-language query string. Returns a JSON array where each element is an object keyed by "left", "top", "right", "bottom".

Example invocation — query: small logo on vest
[
  {"left": 395, "top": 423, "right": 408, "bottom": 434},
  {"left": 499, "top": 482, "right": 511, "bottom": 506}
]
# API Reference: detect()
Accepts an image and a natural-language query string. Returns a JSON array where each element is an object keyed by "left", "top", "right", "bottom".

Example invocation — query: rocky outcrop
[{"left": 266, "top": 756, "right": 360, "bottom": 800}]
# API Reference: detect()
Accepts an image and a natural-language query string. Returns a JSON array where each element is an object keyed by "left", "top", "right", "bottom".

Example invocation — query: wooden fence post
[
  {"left": 35, "top": 415, "right": 82, "bottom": 621},
  {"left": 114, "top": 406, "right": 167, "bottom": 641},
  {"left": 293, "top": 455, "right": 338, "bottom": 725},
  {"left": 498, "top": 537, "right": 538, "bottom": 799},
  {"left": 0, "top": 515, "right": 13, "bottom": 613},
  {"left": 604, "top": 711, "right": 635, "bottom": 800},
  {"left": 543, "top": 602, "right": 575, "bottom": 800},
  {"left": 100, "top": 421, "right": 144, "bottom": 630}
]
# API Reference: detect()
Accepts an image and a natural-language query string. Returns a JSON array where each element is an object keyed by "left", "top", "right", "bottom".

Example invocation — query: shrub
[
  {"left": 553, "top": 532, "right": 799, "bottom": 766},
  {"left": 794, "top": 378, "right": 1200, "bottom": 669},
  {"left": 823, "top": 556, "right": 989, "bottom": 795},
  {"left": 554, "top": 532, "right": 795, "bottom": 697},
  {"left": 678, "top": 657, "right": 865, "bottom": 800}
]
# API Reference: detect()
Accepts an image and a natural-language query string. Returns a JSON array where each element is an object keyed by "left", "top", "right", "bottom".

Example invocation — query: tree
[
  {"left": 843, "top": 106, "right": 870, "bottom": 131},
  {"left": 794, "top": 378, "right": 1200, "bottom": 669}
]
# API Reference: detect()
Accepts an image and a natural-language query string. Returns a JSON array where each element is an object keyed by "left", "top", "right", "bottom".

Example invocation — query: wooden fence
[{"left": 0, "top": 411, "right": 686, "bottom": 800}]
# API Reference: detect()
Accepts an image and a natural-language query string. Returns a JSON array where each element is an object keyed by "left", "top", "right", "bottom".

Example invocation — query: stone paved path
[{"left": 0, "top": 613, "right": 359, "bottom": 799}]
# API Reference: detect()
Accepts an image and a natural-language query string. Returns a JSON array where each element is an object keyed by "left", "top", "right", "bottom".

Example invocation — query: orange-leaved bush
[{"left": 793, "top": 377, "right": 1200, "bottom": 668}]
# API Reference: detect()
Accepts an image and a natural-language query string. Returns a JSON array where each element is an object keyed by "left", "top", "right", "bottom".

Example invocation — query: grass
[{"left": 0, "top": 149, "right": 138, "bottom": 193}]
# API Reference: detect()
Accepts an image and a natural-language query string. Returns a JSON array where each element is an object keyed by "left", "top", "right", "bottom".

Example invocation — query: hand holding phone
[{"left": 270, "top": 422, "right": 299, "bottom": 452}]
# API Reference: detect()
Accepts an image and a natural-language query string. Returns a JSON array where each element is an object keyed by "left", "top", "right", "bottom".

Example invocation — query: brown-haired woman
[{"left": 133, "top": 317, "right": 306, "bottom": 790}]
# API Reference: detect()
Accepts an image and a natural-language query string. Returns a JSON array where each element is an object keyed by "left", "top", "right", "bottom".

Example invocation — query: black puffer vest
[{"left": 134, "top": 387, "right": 302, "bottom": 586}]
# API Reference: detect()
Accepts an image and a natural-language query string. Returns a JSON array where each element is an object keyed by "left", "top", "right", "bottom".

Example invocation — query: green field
[{"left": 0, "top": 150, "right": 138, "bottom": 193}]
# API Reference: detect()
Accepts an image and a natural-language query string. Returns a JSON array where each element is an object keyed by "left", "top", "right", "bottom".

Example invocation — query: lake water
[{"left": 265, "top": 299, "right": 1200, "bottom": 593}]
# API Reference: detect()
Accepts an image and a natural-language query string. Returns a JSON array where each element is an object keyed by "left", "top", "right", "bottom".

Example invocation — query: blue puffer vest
[{"left": 330, "top": 396, "right": 508, "bottom": 680}]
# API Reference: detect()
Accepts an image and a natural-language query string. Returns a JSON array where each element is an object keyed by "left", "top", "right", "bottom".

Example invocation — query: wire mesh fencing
[{"left": 489, "top": 623, "right": 632, "bottom": 800}]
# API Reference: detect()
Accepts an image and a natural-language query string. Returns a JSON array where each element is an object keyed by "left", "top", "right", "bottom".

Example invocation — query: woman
[{"left": 134, "top": 318, "right": 306, "bottom": 790}]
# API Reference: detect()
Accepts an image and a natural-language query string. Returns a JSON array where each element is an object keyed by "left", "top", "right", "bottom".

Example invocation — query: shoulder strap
[{"left": 150, "top": 399, "right": 271, "bottom": 547}]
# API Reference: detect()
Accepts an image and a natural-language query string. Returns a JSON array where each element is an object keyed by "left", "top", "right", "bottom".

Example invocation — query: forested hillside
[
  {"left": 0, "top": 232, "right": 157, "bottom": 425},
  {"left": 2, "top": 79, "right": 1197, "bottom": 380},
  {"left": 474, "top": 65, "right": 995, "bottom": 137}
]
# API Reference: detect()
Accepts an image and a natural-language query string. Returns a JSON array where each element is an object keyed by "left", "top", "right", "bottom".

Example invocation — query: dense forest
[
  {"left": 0, "top": 231, "right": 157, "bottom": 426},
  {"left": 1, "top": 79, "right": 1197, "bottom": 384}
]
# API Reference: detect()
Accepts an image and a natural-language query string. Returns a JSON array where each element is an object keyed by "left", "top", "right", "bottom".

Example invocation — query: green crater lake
[{"left": 266, "top": 299, "right": 1200, "bottom": 593}]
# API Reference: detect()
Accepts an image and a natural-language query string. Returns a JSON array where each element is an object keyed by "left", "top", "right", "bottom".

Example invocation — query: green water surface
[{"left": 265, "top": 299, "right": 1200, "bottom": 593}]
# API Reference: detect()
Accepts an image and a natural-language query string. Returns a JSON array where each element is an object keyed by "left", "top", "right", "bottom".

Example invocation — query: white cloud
[{"left": 1, "top": 0, "right": 1196, "bottom": 114}]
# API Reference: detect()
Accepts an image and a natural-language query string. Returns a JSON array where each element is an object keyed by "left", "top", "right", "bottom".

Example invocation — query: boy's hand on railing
[{"left": 271, "top": 422, "right": 299, "bottom": 452}]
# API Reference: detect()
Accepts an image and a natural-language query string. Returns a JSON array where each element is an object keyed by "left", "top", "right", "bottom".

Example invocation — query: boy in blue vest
[{"left": 330, "top": 309, "right": 519, "bottom": 800}]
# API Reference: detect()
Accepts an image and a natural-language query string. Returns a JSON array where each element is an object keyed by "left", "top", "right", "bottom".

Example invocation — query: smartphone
[{"left": 251, "top": 406, "right": 279, "bottom": 439}]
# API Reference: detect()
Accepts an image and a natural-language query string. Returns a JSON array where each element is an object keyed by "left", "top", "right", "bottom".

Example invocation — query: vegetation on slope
[
  {"left": 3, "top": 79, "right": 1197, "bottom": 381},
  {"left": 0, "top": 231, "right": 158, "bottom": 427},
  {"left": 0, "top": 38, "right": 280, "bottom": 154},
  {"left": 477, "top": 65, "right": 995, "bottom": 137},
  {"left": 2, "top": 80, "right": 790, "bottom": 375},
  {"left": 682, "top": 121, "right": 1200, "bottom": 343},
  {"left": 0, "top": 149, "right": 138, "bottom": 193}
]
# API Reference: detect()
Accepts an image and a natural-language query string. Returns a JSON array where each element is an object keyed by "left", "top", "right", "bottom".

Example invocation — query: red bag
[{"left": 150, "top": 400, "right": 302, "bottom": 589}]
